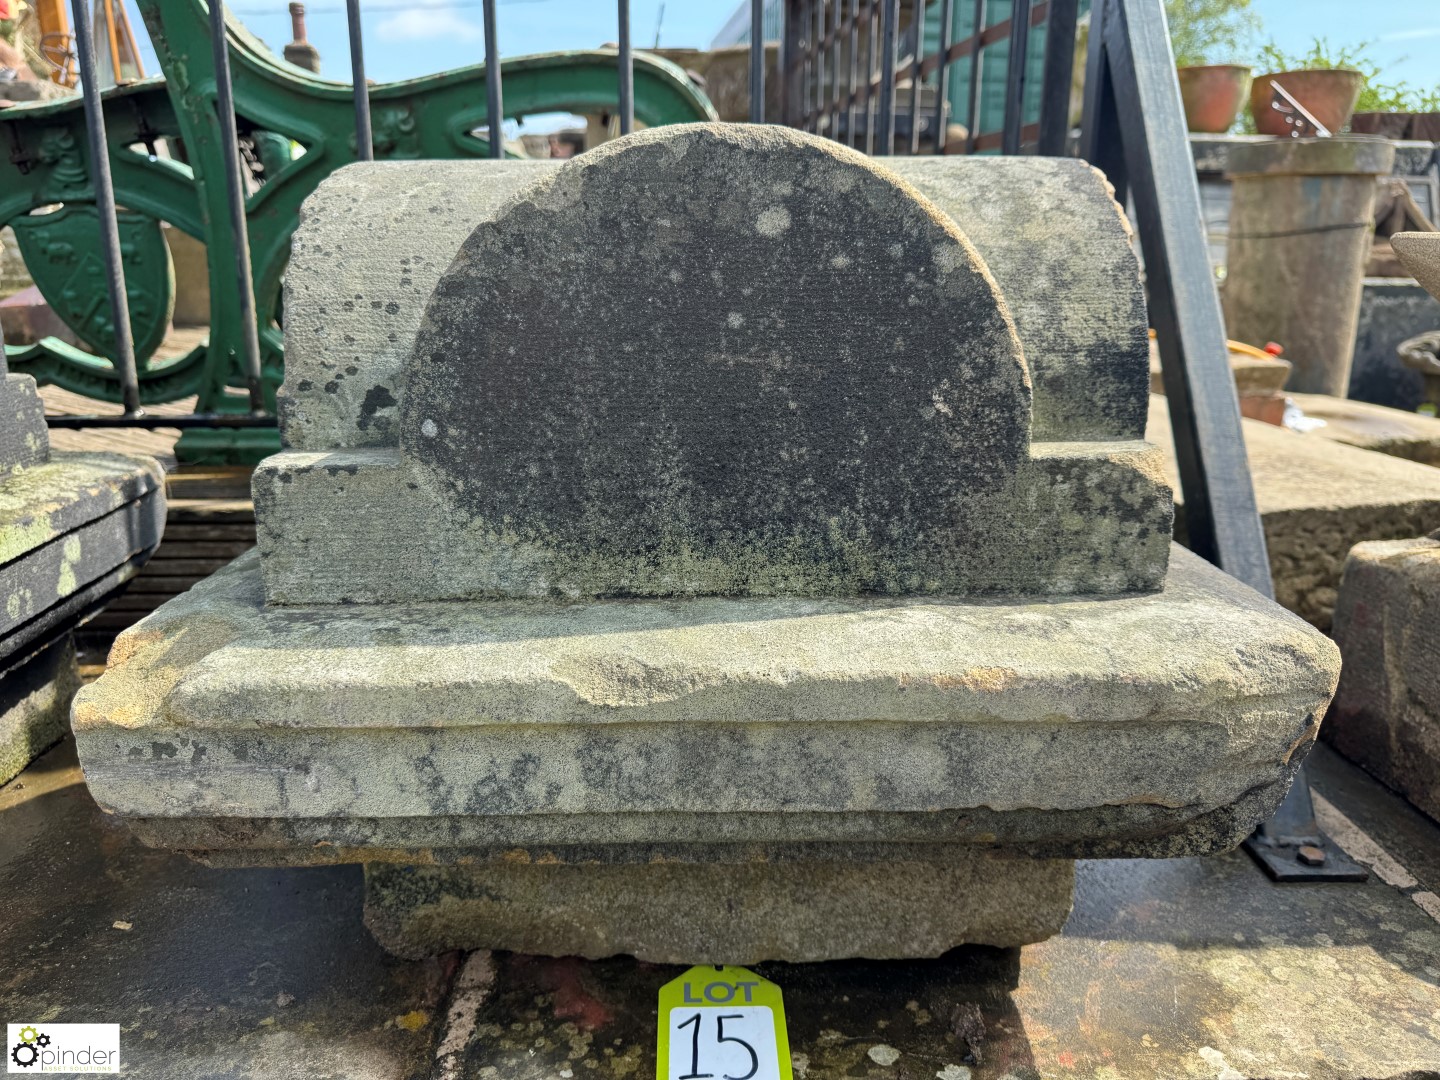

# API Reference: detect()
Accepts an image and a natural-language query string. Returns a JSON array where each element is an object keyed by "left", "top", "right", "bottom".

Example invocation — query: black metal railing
[
  {"left": 774, "top": 0, "right": 1078, "bottom": 155},
  {"left": 45, "top": 0, "right": 643, "bottom": 431}
]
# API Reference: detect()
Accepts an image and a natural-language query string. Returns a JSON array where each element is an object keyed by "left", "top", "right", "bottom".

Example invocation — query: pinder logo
[{"left": 7, "top": 1025, "right": 118, "bottom": 1073}]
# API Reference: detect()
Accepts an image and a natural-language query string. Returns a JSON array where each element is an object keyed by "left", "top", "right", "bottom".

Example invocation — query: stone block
[
  {"left": 0, "top": 635, "right": 79, "bottom": 786},
  {"left": 280, "top": 159, "right": 557, "bottom": 451},
  {"left": 1289, "top": 392, "right": 1440, "bottom": 467},
  {"left": 282, "top": 147, "right": 1148, "bottom": 450},
  {"left": 74, "top": 124, "right": 1342, "bottom": 961},
  {"left": 362, "top": 851, "right": 1075, "bottom": 963},
  {"left": 267, "top": 125, "right": 1170, "bottom": 602},
  {"left": 1328, "top": 535, "right": 1440, "bottom": 821},
  {"left": 1147, "top": 394, "right": 1440, "bottom": 629}
]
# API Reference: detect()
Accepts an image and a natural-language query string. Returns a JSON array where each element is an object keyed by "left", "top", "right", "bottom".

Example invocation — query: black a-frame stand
[{"left": 1079, "top": 0, "right": 1366, "bottom": 882}]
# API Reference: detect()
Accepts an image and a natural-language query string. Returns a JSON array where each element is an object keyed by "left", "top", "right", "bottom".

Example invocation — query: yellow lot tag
[{"left": 656, "top": 965, "right": 793, "bottom": 1080}]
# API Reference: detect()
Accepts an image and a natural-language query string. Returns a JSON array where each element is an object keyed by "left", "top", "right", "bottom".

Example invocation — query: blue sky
[{"left": 118, "top": 0, "right": 1439, "bottom": 104}]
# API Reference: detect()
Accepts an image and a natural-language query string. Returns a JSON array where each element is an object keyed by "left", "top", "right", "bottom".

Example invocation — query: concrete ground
[{"left": 1, "top": 738, "right": 1437, "bottom": 1080}]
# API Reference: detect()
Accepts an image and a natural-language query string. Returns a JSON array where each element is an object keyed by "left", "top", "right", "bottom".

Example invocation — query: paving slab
[
  {"left": 1289, "top": 391, "right": 1440, "bottom": 466},
  {"left": 4, "top": 740, "right": 1437, "bottom": 1078},
  {"left": 1147, "top": 393, "right": 1440, "bottom": 629}
]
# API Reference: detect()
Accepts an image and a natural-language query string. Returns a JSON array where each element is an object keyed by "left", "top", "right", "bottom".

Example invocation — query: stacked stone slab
[
  {"left": 74, "top": 125, "right": 1341, "bottom": 963},
  {"left": 1, "top": 348, "right": 164, "bottom": 784}
]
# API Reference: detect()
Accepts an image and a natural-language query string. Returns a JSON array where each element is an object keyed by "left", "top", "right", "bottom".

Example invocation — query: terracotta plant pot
[
  {"left": 1177, "top": 64, "right": 1252, "bottom": 133},
  {"left": 1408, "top": 113, "right": 1440, "bottom": 141},
  {"left": 1251, "top": 69, "right": 1364, "bottom": 136},
  {"left": 1349, "top": 111, "right": 1413, "bottom": 139}
]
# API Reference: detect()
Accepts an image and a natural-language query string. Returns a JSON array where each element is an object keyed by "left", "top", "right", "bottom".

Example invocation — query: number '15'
[{"left": 676, "top": 1012, "right": 759, "bottom": 1080}]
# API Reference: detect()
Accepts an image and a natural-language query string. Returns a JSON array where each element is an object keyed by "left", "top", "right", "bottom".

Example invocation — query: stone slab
[
  {"left": 361, "top": 852, "right": 1076, "bottom": 963},
  {"left": 268, "top": 126, "right": 1171, "bottom": 602},
  {"left": 73, "top": 543, "right": 1339, "bottom": 860},
  {"left": 1289, "top": 391, "right": 1440, "bottom": 466},
  {"left": 253, "top": 439, "right": 1172, "bottom": 602},
  {"left": 281, "top": 142, "right": 1148, "bottom": 451},
  {"left": 0, "top": 451, "right": 163, "bottom": 565},
  {"left": 1327, "top": 535, "right": 1440, "bottom": 820},
  {"left": 1146, "top": 394, "right": 1440, "bottom": 629},
  {"left": 0, "top": 635, "right": 78, "bottom": 786}
]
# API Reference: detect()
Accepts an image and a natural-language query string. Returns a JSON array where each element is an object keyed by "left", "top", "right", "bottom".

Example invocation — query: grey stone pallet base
[{"left": 361, "top": 852, "right": 1076, "bottom": 963}]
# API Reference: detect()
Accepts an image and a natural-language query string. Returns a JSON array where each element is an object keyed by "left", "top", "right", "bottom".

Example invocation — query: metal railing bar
[
  {"left": 814, "top": 0, "right": 826, "bottom": 136},
  {"left": 783, "top": 0, "right": 794, "bottom": 123},
  {"left": 69, "top": 0, "right": 142, "bottom": 416},
  {"left": 1036, "top": 0, "right": 1077, "bottom": 154},
  {"left": 847, "top": 0, "right": 860, "bottom": 146},
  {"left": 933, "top": 0, "right": 954, "bottom": 152},
  {"left": 830, "top": 0, "right": 842, "bottom": 137},
  {"left": 617, "top": 0, "right": 634, "bottom": 134},
  {"left": 963, "top": 0, "right": 985, "bottom": 153},
  {"left": 803, "top": 0, "right": 1050, "bottom": 125},
  {"left": 46, "top": 413, "right": 280, "bottom": 429},
  {"left": 905, "top": 0, "right": 923, "bottom": 153},
  {"left": 806, "top": 0, "right": 817, "bottom": 133},
  {"left": 920, "top": 2, "right": 1048, "bottom": 79},
  {"left": 483, "top": 0, "right": 504, "bottom": 155},
  {"left": 346, "top": 0, "right": 373, "bottom": 160},
  {"left": 1000, "top": 0, "right": 1032, "bottom": 155},
  {"left": 876, "top": 0, "right": 896, "bottom": 153},
  {"left": 750, "top": 0, "right": 765, "bottom": 123},
  {"left": 864, "top": 0, "right": 876, "bottom": 153},
  {"left": 208, "top": 0, "right": 267, "bottom": 413}
]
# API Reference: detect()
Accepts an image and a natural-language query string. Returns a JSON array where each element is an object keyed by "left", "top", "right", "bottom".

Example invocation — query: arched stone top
[{"left": 397, "top": 124, "right": 1033, "bottom": 593}]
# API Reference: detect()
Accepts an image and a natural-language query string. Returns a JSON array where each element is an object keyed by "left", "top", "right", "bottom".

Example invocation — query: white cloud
[
  {"left": 1377, "top": 26, "right": 1440, "bottom": 43},
  {"left": 376, "top": 4, "right": 482, "bottom": 43}
]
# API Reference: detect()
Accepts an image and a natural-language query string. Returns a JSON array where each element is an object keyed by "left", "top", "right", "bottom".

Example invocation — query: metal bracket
[{"left": 1242, "top": 762, "right": 1368, "bottom": 882}]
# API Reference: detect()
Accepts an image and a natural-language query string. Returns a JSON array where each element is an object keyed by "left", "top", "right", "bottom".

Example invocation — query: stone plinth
[
  {"left": 1328, "top": 535, "right": 1440, "bottom": 820},
  {"left": 2, "top": 357, "right": 164, "bottom": 783},
  {"left": 1223, "top": 138, "right": 1395, "bottom": 396},
  {"left": 75, "top": 124, "right": 1341, "bottom": 962},
  {"left": 1147, "top": 394, "right": 1440, "bottom": 630}
]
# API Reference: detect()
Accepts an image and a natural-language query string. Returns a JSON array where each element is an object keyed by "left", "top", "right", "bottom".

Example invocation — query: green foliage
[
  {"left": 1256, "top": 37, "right": 1440, "bottom": 113},
  {"left": 1165, "top": 0, "right": 1260, "bottom": 68}
]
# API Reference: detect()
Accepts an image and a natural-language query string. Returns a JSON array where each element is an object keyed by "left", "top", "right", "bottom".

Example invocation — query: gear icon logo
[
  {"left": 10, "top": 1041, "right": 38, "bottom": 1068},
  {"left": 10, "top": 1026, "right": 46, "bottom": 1068}
]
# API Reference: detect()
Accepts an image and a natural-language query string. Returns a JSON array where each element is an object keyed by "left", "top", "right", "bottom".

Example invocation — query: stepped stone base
[
  {"left": 1328, "top": 535, "right": 1440, "bottom": 820},
  {"left": 362, "top": 850, "right": 1075, "bottom": 963},
  {"left": 74, "top": 543, "right": 1339, "bottom": 863},
  {"left": 1, "top": 636, "right": 79, "bottom": 786}
]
